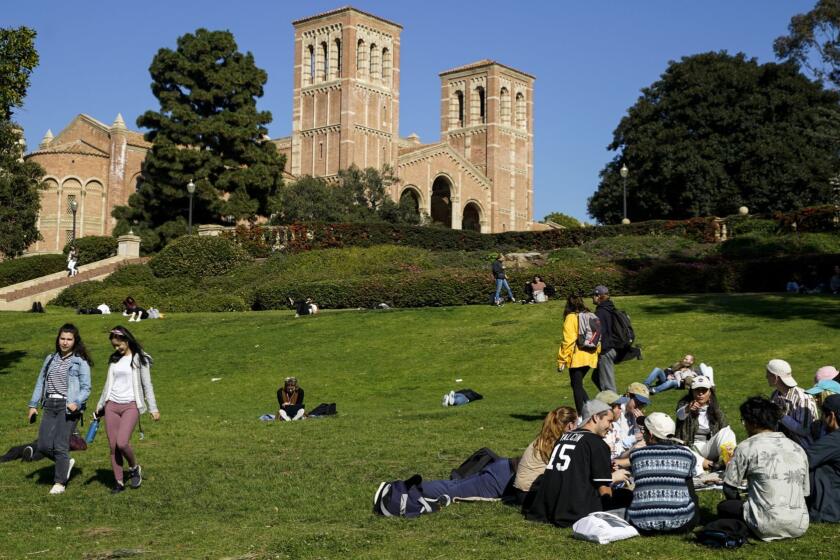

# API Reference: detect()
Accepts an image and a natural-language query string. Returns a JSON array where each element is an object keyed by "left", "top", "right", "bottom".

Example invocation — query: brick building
[{"left": 26, "top": 6, "right": 535, "bottom": 252}]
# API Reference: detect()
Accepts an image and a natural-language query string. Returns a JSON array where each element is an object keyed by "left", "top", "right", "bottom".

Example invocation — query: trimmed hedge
[
  {"left": 0, "top": 254, "right": 67, "bottom": 288},
  {"left": 63, "top": 236, "right": 118, "bottom": 265},
  {"left": 718, "top": 233, "right": 840, "bottom": 260},
  {"left": 52, "top": 282, "right": 248, "bottom": 313},
  {"left": 150, "top": 235, "right": 253, "bottom": 278}
]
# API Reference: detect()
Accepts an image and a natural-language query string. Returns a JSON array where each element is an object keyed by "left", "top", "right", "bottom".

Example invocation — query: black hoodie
[{"left": 595, "top": 299, "right": 616, "bottom": 352}]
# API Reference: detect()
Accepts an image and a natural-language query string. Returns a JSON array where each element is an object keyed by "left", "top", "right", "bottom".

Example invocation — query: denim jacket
[{"left": 28, "top": 353, "right": 92, "bottom": 412}]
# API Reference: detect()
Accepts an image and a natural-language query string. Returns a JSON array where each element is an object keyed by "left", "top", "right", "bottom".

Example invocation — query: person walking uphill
[
  {"left": 557, "top": 295, "right": 600, "bottom": 414},
  {"left": 492, "top": 254, "right": 515, "bottom": 306},
  {"left": 93, "top": 326, "right": 159, "bottom": 494},
  {"left": 27, "top": 323, "right": 92, "bottom": 495}
]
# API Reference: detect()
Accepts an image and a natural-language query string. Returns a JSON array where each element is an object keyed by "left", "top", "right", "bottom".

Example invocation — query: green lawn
[{"left": 1, "top": 294, "right": 839, "bottom": 559}]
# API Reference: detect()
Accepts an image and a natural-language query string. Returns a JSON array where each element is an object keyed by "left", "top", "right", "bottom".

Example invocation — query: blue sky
[{"left": 4, "top": 0, "right": 815, "bottom": 222}]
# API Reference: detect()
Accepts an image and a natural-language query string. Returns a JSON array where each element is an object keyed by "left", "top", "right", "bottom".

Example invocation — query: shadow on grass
[
  {"left": 26, "top": 464, "right": 55, "bottom": 485},
  {"left": 637, "top": 294, "right": 840, "bottom": 330},
  {"left": 0, "top": 346, "right": 26, "bottom": 375},
  {"left": 509, "top": 413, "right": 549, "bottom": 422},
  {"left": 83, "top": 468, "right": 115, "bottom": 488}
]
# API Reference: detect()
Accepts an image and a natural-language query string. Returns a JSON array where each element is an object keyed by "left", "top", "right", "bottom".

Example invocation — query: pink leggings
[{"left": 104, "top": 401, "right": 139, "bottom": 484}]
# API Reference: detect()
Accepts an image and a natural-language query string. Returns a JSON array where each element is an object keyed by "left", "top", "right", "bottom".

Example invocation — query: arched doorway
[
  {"left": 462, "top": 202, "right": 481, "bottom": 232},
  {"left": 430, "top": 176, "right": 452, "bottom": 227},
  {"left": 400, "top": 187, "right": 420, "bottom": 213}
]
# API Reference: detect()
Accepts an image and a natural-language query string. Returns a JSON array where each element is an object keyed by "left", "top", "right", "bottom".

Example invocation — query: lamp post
[
  {"left": 187, "top": 180, "right": 196, "bottom": 235},
  {"left": 620, "top": 164, "right": 629, "bottom": 224},
  {"left": 69, "top": 198, "right": 78, "bottom": 243}
]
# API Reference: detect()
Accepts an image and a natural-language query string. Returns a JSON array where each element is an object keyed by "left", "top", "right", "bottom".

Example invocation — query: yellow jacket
[{"left": 557, "top": 312, "right": 599, "bottom": 369}]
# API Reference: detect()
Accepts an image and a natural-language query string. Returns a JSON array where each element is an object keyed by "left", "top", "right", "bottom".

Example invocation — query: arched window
[
  {"left": 369, "top": 43, "right": 380, "bottom": 83},
  {"left": 516, "top": 92, "right": 526, "bottom": 129},
  {"left": 450, "top": 90, "right": 464, "bottom": 129},
  {"left": 357, "top": 39, "right": 367, "bottom": 80},
  {"left": 500, "top": 87, "right": 511, "bottom": 126},
  {"left": 306, "top": 45, "right": 315, "bottom": 85},
  {"left": 381, "top": 47, "right": 391, "bottom": 87},
  {"left": 471, "top": 86, "right": 485, "bottom": 125},
  {"left": 332, "top": 38, "right": 341, "bottom": 78},
  {"left": 319, "top": 42, "right": 328, "bottom": 82}
]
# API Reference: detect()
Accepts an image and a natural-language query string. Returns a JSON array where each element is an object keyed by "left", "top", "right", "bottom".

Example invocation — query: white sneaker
[
  {"left": 66, "top": 458, "right": 75, "bottom": 482},
  {"left": 442, "top": 394, "right": 450, "bottom": 407},
  {"left": 49, "top": 483, "right": 66, "bottom": 495}
]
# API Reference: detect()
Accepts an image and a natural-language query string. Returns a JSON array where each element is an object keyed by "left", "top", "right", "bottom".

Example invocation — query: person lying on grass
[{"left": 642, "top": 354, "right": 698, "bottom": 394}]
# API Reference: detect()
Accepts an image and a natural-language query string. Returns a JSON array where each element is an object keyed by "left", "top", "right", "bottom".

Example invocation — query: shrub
[
  {"left": 0, "top": 254, "right": 67, "bottom": 288},
  {"left": 63, "top": 236, "right": 118, "bottom": 264},
  {"left": 104, "top": 264, "right": 157, "bottom": 286},
  {"left": 150, "top": 235, "right": 253, "bottom": 278},
  {"left": 718, "top": 233, "right": 840, "bottom": 260},
  {"left": 579, "top": 235, "right": 705, "bottom": 261},
  {"left": 723, "top": 216, "right": 778, "bottom": 236}
]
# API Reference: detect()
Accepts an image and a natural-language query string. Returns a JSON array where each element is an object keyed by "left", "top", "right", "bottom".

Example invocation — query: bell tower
[{"left": 291, "top": 7, "right": 402, "bottom": 178}]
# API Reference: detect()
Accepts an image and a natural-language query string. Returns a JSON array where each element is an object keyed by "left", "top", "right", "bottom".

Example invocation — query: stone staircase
[{"left": 0, "top": 255, "right": 149, "bottom": 311}]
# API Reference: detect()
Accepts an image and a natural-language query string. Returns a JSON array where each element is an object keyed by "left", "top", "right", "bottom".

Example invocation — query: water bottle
[{"left": 85, "top": 418, "right": 100, "bottom": 444}]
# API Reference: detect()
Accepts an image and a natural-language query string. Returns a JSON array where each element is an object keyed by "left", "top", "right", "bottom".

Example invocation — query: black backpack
[
  {"left": 608, "top": 307, "right": 636, "bottom": 349},
  {"left": 450, "top": 447, "right": 501, "bottom": 480},
  {"left": 455, "top": 389, "right": 483, "bottom": 402},
  {"left": 696, "top": 519, "right": 750, "bottom": 549},
  {"left": 307, "top": 403, "right": 337, "bottom": 417}
]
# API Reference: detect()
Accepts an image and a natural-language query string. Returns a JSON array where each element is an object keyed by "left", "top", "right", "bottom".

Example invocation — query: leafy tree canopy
[
  {"left": 270, "top": 165, "right": 422, "bottom": 225},
  {"left": 543, "top": 212, "right": 582, "bottom": 228},
  {"left": 774, "top": 0, "right": 840, "bottom": 89},
  {"left": 0, "top": 27, "right": 44, "bottom": 258},
  {"left": 114, "top": 28, "right": 285, "bottom": 251},
  {"left": 588, "top": 51, "right": 840, "bottom": 224}
]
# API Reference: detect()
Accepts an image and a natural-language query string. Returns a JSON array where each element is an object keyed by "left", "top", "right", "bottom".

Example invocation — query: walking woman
[
  {"left": 27, "top": 323, "right": 92, "bottom": 494},
  {"left": 94, "top": 326, "right": 159, "bottom": 493},
  {"left": 557, "top": 295, "right": 600, "bottom": 414}
]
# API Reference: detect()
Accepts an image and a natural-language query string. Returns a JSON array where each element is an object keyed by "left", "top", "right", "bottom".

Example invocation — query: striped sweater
[{"left": 627, "top": 444, "right": 698, "bottom": 532}]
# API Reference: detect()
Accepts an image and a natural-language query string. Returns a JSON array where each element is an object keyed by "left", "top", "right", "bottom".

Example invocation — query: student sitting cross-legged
[
  {"left": 718, "top": 396, "right": 810, "bottom": 541},
  {"left": 807, "top": 394, "right": 840, "bottom": 523},
  {"left": 626, "top": 412, "right": 699, "bottom": 535},
  {"left": 522, "top": 400, "right": 630, "bottom": 527}
]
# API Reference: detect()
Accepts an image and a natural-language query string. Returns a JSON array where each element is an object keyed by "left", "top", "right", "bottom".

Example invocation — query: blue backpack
[{"left": 372, "top": 475, "right": 451, "bottom": 518}]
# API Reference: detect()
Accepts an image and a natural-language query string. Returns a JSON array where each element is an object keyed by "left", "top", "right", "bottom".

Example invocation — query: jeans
[
  {"left": 452, "top": 393, "right": 470, "bottom": 406},
  {"left": 494, "top": 279, "right": 514, "bottom": 303},
  {"left": 644, "top": 368, "right": 680, "bottom": 394},
  {"left": 594, "top": 348, "right": 617, "bottom": 392},
  {"left": 37, "top": 398, "right": 77, "bottom": 484},
  {"left": 419, "top": 459, "right": 514, "bottom": 500}
]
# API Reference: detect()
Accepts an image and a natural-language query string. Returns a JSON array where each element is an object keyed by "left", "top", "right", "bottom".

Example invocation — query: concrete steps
[{"left": 0, "top": 256, "right": 148, "bottom": 311}]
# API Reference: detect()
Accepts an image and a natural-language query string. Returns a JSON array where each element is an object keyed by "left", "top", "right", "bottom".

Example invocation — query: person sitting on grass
[
  {"left": 626, "top": 412, "right": 699, "bottom": 535},
  {"left": 288, "top": 297, "right": 319, "bottom": 317},
  {"left": 594, "top": 390, "right": 625, "bottom": 460},
  {"left": 767, "top": 359, "right": 819, "bottom": 448},
  {"left": 523, "top": 400, "right": 630, "bottom": 527},
  {"left": 416, "top": 406, "right": 579, "bottom": 505},
  {"left": 642, "top": 354, "right": 698, "bottom": 394},
  {"left": 122, "top": 296, "right": 148, "bottom": 322},
  {"left": 523, "top": 275, "right": 548, "bottom": 304},
  {"left": 610, "top": 383, "right": 650, "bottom": 466},
  {"left": 277, "top": 377, "right": 305, "bottom": 421},
  {"left": 814, "top": 365, "right": 839, "bottom": 385},
  {"left": 718, "top": 396, "right": 810, "bottom": 541},
  {"left": 807, "top": 394, "right": 840, "bottom": 523},
  {"left": 675, "top": 375, "right": 736, "bottom": 475}
]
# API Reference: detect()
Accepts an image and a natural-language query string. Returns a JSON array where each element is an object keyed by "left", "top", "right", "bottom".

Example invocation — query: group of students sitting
[{"left": 375, "top": 358, "right": 840, "bottom": 542}]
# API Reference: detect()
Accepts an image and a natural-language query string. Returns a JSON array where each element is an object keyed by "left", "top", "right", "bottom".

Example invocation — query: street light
[
  {"left": 620, "top": 164, "right": 629, "bottom": 224},
  {"left": 187, "top": 180, "right": 196, "bottom": 234},
  {"left": 68, "top": 198, "right": 78, "bottom": 243}
]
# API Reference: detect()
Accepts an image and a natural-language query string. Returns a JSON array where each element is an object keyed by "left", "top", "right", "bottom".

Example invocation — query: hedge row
[
  {"left": 150, "top": 236, "right": 253, "bottom": 278},
  {"left": 0, "top": 254, "right": 67, "bottom": 288}
]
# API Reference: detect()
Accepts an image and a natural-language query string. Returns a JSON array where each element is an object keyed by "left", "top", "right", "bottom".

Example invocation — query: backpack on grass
[
  {"left": 577, "top": 311, "right": 602, "bottom": 350},
  {"left": 695, "top": 519, "right": 750, "bottom": 549},
  {"left": 450, "top": 447, "right": 501, "bottom": 480},
  {"left": 373, "top": 475, "right": 451, "bottom": 518}
]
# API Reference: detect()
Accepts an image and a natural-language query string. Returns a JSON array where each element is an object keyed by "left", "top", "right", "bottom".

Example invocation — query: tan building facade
[{"left": 26, "top": 6, "right": 534, "bottom": 252}]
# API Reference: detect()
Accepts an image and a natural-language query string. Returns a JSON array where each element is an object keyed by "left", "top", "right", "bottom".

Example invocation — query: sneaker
[
  {"left": 511, "top": 298, "right": 516, "bottom": 303},
  {"left": 448, "top": 391, "right": 456, "bottom": 405},
  {"left": 129, "top": 465, "right": 142, "bottom": 488},
  {"left": 22, "top": 445, "right": 34, "bottom": 461},
  {"left": 111, "top": 484, "right": 125, "bottom": 494},
  {"left": 66, "top": 458, "right": 75, "bottom": 482},
  {"left": 442, "top": 393, "right": 450, "bottom": 407},
  {"left": 49, "top": 483, "right": 65, "bottom": 495}
]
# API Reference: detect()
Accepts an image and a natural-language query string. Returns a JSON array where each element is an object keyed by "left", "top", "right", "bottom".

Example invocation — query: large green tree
[
  {"left": 774, "top": 0, "right": 840, "bottom": 89},
  {"left": 270, "top": 165, "right": 422, "bottom": 225},
  {"left": 542, "top": 212, "right": 582, "bottom": 228},
  {"left": 114, "top": 29, "right": 284, "bottom": 250},
  {"left": 0, "top": 27, "right": 45, "bottom": 258},
  {"left": 588, "top": 51, "right": 840, "bottom": 224}
]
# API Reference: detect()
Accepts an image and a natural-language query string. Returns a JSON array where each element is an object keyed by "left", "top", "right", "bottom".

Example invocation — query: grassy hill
[{"left": 1, "top": 294, "right": 839, "bottom": 559}]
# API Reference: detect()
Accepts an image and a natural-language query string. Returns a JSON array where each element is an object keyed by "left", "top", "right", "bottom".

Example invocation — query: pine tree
[{"left": 114, "top": 29, "right": 285, "bottom": 249}]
